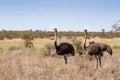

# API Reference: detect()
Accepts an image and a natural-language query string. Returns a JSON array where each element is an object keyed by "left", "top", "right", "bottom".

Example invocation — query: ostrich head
[
  {"left": 53, "top": 28, "right": 57, "bottom": 33},
  {"left": 84, "top": 29, "right": 88, "bottom": 36}
]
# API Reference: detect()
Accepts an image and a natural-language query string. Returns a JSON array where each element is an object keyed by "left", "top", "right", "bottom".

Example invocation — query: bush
[
  {"left": 44, "top": 43, "right": 55, "bottom": 56},
  {"left": 21, "top": 31, "right": 34, "bottom": 48},
  {"left": 0, "top": 32, "right": 4, "bottom": 40},
  {"left": 24, "top": 40, "right": 34, "bottom": 48},
  {"left": 21, "top": 31, "right": 33, "bottom": 40},
  {"left": 71, "top": 37, "right": 84, "bottom": 55}
]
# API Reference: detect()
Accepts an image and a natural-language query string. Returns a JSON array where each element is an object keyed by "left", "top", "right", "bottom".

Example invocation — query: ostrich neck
[
  {"left": 55, "top": 31, "right": 57, "bottom": 42},
  {"left": 84, "top": 32, "right": 87, "bottom": 50},
  {"left": 54, "top": 31, "right": 58, "bottom": 51}
]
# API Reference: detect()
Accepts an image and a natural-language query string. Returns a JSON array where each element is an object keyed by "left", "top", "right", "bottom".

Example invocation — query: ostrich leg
[
  {"left": 95, "top": 55, "right": 98, "bottom": 68},
  {"left": 98, "top": 55, "right": 101, "bottom": 68},
  {"left": 64, "top": 55, "right": 67, "bottom": 64}
]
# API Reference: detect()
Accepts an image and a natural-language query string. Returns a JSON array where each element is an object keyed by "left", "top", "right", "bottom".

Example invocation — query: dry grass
[
  {"left": 0, "top": 51, "right": 120, "bottom": 80},
  {"left": 0, "top": 38, "right": 120, "bottom": 80}
]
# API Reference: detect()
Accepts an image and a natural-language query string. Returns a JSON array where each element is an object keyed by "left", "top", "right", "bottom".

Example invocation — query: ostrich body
[
  {"left": 83, "top": 29, "right": 112, "bottom": 68},
  {"left": 89, "top": 41, "right": 112, "bottom": 56},
  {"left": 54, "top": 28, "right": 75, "bottom": 64}
]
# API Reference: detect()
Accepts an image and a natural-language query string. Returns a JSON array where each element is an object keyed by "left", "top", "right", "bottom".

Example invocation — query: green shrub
[
  {"left": 71, "top": 37, "right": 84, "bottom": 55},
  {"left": 21, "top": 31, "right": 34, "bottom": 48},
  {"left": 21, "top": 31, "right": 33, "bottom": 40},
  {"left": 24, "top": 40, "right": 34, "bottom": 48}
]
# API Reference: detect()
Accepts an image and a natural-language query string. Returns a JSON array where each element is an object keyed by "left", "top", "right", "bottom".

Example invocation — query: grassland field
[{"left": 0, "top": 37, "right": 120, "bottom": 80}]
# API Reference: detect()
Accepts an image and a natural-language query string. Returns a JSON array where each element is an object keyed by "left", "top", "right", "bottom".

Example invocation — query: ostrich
[
  {"left": 54, "top": 28, "right": 75, "bottom": 64},
  {"left": 83, "top": 29, "right": 112, "bottom": 68},
  {"left": 89, "top": 41, "right": 112, "bottom": 57}
]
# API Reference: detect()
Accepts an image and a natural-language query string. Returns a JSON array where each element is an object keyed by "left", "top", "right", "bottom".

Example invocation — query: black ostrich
[
  {"left": 54, "top": 28, "right": 75, "bottom": 64},
  {"left": 83, "top": 29, "right": 112, "bottom": 68}
]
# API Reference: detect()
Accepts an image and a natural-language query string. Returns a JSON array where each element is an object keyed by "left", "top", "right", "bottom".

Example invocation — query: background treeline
[{"left": 0, "top": 29, "right": 120, "bottom": 40}]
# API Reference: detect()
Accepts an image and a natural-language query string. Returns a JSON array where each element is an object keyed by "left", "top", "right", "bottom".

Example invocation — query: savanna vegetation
[
  {"left": 0, "top": 24, "right": 120, "bottom": 80},
  {"left": 0, "top": 29, "right": 120, "bottom": 40}
]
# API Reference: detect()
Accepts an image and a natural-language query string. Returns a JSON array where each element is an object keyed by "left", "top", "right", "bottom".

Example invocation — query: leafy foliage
[
  {"left": 71, "top": 37, "right": 84, "bottom": 55},
  {"left": 112, "top": 23, "right": 120, "bottom": 32},
  {"left": 21, "top": 31, "right": 34, "bottom": 48},
  {"left": 21, "top": 31, "right": 33, "bottom": 40},
  {"left": 0, "top": 32, "right": 4, "bottom": 40},
  {"left": 0, "top": 27, "right": 120, "bottom": 39},
  {"left": 24, "top": 40, "right": 34, "bottom": 48}
]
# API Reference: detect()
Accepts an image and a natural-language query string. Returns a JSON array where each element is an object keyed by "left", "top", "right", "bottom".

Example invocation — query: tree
[
  {"left": 101, "top": 29, "right": 105, "bottom": 37},
  {"left": 112, "top": 22, "right": 120, "bottom": 32}
]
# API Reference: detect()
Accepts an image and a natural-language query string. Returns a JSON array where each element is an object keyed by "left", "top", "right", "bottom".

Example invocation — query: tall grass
[
  {"left": 0, "top": 37, "right": 120, "bottom": 53},
  {"left": 0, "top": 38, "right": 120, "bottom": 80}
]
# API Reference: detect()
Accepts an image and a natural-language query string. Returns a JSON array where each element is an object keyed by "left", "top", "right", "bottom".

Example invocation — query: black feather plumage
[
  {"left": 55, "top": 41, "right": 75, "bottom": 56},
  {"left": 54, "top": 28, "right": 75, "bottom": 64}
]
